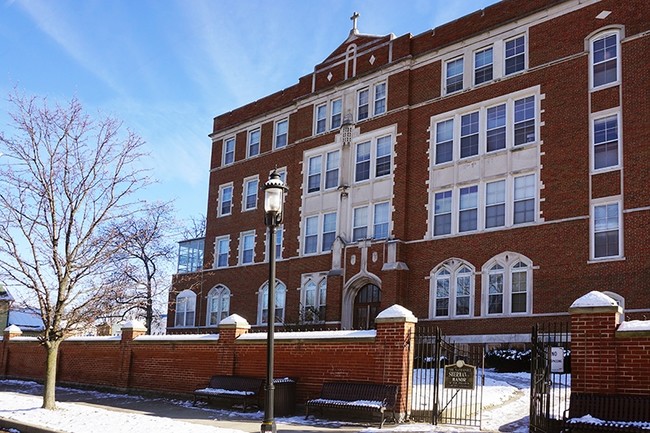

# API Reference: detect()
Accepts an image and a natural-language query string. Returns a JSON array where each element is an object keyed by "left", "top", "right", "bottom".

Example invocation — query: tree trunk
[{"left": 42, "top": 341, "right": 61, "bottom": 409}]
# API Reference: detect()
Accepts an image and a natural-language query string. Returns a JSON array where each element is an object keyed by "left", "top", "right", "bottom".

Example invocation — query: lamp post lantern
[{"left": 261, "top": 169, "right": 287, "bottom": 433}]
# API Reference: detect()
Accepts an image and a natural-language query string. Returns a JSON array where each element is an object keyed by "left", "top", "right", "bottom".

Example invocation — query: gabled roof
[
  {"left": 0, "top": 285, "right": 14, "bottom": 302},
  {"left": 8, "top": 308, "right": 44, "bottom": 332}
]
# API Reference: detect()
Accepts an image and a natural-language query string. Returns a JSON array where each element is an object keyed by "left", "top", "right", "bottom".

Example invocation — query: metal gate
[
  {"left": 410, "top": 326, "right": 484, "bottom": 428},
  {"left": 530, "top": 322, "right": 571, "bottom": 433}
]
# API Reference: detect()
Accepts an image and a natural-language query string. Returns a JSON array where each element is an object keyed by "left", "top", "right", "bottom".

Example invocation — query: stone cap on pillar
[
  {"left": 375, "top": 304, "right": 418, "bottom": 324},
  {"left": 121, "top": 320, "right": 147, "bottom": 331},
  {"left": 4, "top": 324, "right": 22, "bottom": 337},
  {"left": 569, "top": 291, "right": 623, "bottom": 315},
  {"left": 219, "top": 314, "right": 251, "bottom": 329}
]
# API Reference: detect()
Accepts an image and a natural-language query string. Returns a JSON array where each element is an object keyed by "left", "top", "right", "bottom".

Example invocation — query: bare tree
[
  {"left": 181, "top": 214, "right": 206, "bottom": 240},
  {"left": 0, "top": 91, "right": 149, "bottom": 409},
  {"left": 103, "top": 201, "right": 177, "bottom": 334}
]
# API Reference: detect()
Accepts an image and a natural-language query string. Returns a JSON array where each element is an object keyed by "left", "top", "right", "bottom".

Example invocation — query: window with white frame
[
  {"left": 218, "top": 184, "right": 233, "bottom": 217},
  {"left": 373, "top": 202, "right": 390, "bottom": 240},
  {"left": 357, "top": 82, "right": 387, "bottom": 121},
  {"left": 215, "top": 236, "right": 230, "bottom": 268},
  {"left": 258, "top": 280, "right": 286, "bottom": 325},
  {"left": 301, "top": 275, "right": 327, "bottom": 323},
  {"left": 243, "top": 177, "right": 258, "bottom": 211},
  {"left": 174, "top": 290, "right": 196, "bottom": 327},
  {"left": 432, "top": 174, "right": 537, "bottom": 237},
  {"left": 482, "top": 253, "right": 532, "bottom": 316},
  {"left": 593, "top": 113, "right": 619, "bottom": 170},
  {"left": 306, "top": 150, "right": 339, "bottom": 194},
  {"left": 357, "top": 88, "right": 369, "bottom": 121},
  {"left": 275, "top": 119, "right": 288, "bottom": 149},
  {"left": 223, "top": 137, "right": 235, "bottom": 166},
  {"left": 304, "top": 212, "right": 337, "bottom": 254},
  {"left": 325, "top": 151, "right": 339, "bottom": 189},
  {"left": 505, "top": 35, "right": 526, "bottom": 75},
  {"left": 307, "top": 155, "right": 322, "bottom": 193},
  {"left": 352, "top": 206, "right": 369, "bottom": 241},
  {"left": 374, "top": 82, "right": 387, "bottom": 116},
  {"left": 474, "top": 47, "right": 493, "bottom": 85},
  {"left": 331, "top": 98, "right": 342, "bottom": 130},
  {"left": 247, "top": 128, "right": 260, "bottom": 157},
  {"left": 591, "top": 31, "right": 619, "bottom": 89},
  {"left": 352, "top": 203, "right": 390, "bottom": 242},
  {"left": 445, "top": 57, "right": 464, "bottom": 94},
  {"left": 592, "top": 201, "right": 621, "bottom": 259},
  {"left": 355, "top": 135, "right": 392, "bottom": 182},
  {"left": 315, "top": 104, "right": 327, "bottom": 134},
  {"left": 265, "top": 225, "right": 284, "bottom": 260},
  {"left": 430, "top": 260, "right": 474, "bottom": 318},
  {"left": 207, "top": 285, "right": 230, "bottom": 326},
  {"left": 239, "top": 231, "right": 255, "bottom": 265},
  {"left": 433, "top": 93, "right": 537, "bottom": 164}
]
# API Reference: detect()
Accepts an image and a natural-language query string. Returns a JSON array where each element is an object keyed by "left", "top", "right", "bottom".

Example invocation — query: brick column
[
  {"left": 569, "top": 291, "right": 622, "bottom": 394},
  {"left": 2, "top": 325, "right": 23, "bottom": 377},
  {"left": 117, "top": 320, "right": 147, "bottom": 390},
  {"left": 216, "top": 314, "right": 250, "bottom": 375},
  {"left": 374, "top": 304, "right": 417, "bottom": 421}
]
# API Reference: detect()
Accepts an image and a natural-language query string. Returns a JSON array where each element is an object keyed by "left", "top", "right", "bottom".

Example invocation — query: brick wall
[
  {"left": 570, "top": 292, "right": 650, "bottom": 395},
  {"left": 1, "top": 307, "right": 416, "bottom": 417}
]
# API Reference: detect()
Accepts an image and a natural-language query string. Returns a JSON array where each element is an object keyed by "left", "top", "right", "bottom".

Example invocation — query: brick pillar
[
  {"left": 2, "top": 325, "right": 23, "bottom": 377},
  {"left": 569, "top": 291, "right": 622, "bottom": 394},
  {"left": 374, "top": 304, "right": 417, "bottom": 421},
  {"left": 117, "top": 320, "right": 147, "bottom": 390},
  {"left": 216, "top": 314, "right": 250, "bottom": 375}
]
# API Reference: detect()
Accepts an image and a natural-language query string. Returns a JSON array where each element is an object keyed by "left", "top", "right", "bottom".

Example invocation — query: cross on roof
[{"left": 350, "top": 12, "right": 360, "bottom": 34}]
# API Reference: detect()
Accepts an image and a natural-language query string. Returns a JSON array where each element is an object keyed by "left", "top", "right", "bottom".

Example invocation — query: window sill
[
  {"left": 588, "top": 256, "right": 626, "bottom": 264},
  {"left": 589, "top": 82, "right": 620, "bottom": 93}
]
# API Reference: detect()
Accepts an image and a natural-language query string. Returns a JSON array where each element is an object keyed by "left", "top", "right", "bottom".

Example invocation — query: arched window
[
  {"left": 589, "top": 29, "right": 622, "bottom": 90},
  {"left": 174, "top": 290, "right": 196, "bottom": 327},
  {"left": 301, "top": 275, "right": 327, "bottom": 323},
  {"left": 207, "top": 285, "right": 230, "bottom": 326},
  {"left": 258, "top": 280, "right": 286, "bottom": 325},
  {"left": 430, "top": 259, "right": 475, "bottom": 318},
  {"left": 482, "top": 253, "right": 533, "bottom": 316}
]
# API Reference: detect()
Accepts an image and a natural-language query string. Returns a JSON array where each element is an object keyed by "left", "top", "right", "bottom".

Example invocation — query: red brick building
[{"left": 168, "top": 0, "right": 650, "bottom": 343}]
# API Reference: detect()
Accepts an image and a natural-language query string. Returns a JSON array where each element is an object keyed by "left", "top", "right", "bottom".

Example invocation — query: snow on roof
[
  {"left": 0, "top": 284, "right": 14, "bottom": 302},
  {"left": 239, "top": 329, "right": 376, "bottom": 341},
  {"left": 65, "top": 336, "right": 122, "bottom": 342},
  {"left": 618, "top": 320, "right": 650, "bottom": 332},
  {"left": 8, "top": 309, "right": 44, "bottom": 331},
  {"left": 135, "top": 334, "right": 220, "bottom": 342},
  {"left": 569, "top": 291, "right": 619, "bottom": 309}
]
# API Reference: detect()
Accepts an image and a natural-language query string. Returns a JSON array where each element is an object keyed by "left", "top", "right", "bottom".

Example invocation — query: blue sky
[{"left": 0, "top": 0, "right": 497, "bottom": 229}]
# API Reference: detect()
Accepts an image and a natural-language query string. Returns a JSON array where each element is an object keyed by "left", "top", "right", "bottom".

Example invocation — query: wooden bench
[
  {"left": 305, "top": 382, "right": 398, "bottom": 428},
  {"left": 193, "top": 375, "right": 263, "bottom": 411},
  {"left": 564, "top": 393, "right": 650, "bottom": 433}
]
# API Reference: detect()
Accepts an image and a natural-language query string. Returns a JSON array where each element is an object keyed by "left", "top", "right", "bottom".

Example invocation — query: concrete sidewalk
[{"left": 0, "top": 381, "right": 370, "bottom": 433}]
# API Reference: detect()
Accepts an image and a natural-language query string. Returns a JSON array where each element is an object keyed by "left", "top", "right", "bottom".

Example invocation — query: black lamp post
[{"left": 261, "top": 169, "right": 287, "bottom": 433}]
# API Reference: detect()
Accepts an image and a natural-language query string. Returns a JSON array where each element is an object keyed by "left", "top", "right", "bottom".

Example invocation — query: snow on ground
[{"left": 0, "top": 370, "right": 537, "bottom": 433}]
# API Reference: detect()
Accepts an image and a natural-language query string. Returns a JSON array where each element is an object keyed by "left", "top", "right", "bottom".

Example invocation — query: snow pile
[{"left": 567, "top": 415, "right": 650, "bottom": 430}]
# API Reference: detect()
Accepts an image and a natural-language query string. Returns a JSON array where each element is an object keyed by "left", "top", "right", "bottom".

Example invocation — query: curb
[{"left": 0, "top": 416, "right": 66, "bottom": 433}]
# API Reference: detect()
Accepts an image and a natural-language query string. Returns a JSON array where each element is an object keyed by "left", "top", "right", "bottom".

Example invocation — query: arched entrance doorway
[{"left": 353, "top": 283, "right": 381, "bottom": 329}]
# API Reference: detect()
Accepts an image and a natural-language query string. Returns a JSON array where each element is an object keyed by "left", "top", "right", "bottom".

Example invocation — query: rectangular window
[
  {"left": 244, "top": 178, "right": 258, "bottom": 211},
  {"left": 456, "top": 269, "right": 471, "bottom": 316},
  {"left": 435, "top": 119, "right": 453, "bottom": 164},
  {"left": 474, "top": 47, "right": 493, "bottom": 85},
  {"left": 219, "top": 185, "right": 233, "bottom": 216},
  {"left": 322, "top": 212, "right": 337, "bottom": 252},
  {"left": 307, "top": 155, "right": 322, "bottom": 193},
  {"left": 593, "top": 114, "right": 619, "bottom": 170},
  {"left": 241, "top": 232, "right": 254, "bottom": 264},
  {"left": 352, "top": 206, "right": 368, "bottom": 241},
  {"left": 304, "top": 216, "right": 318, "bottom": 254},
  {"left": 435, "top": 276, "right": 449, "bottom": 317},
  {"left": 375, "top": 136, "right": 391, "bottom": 177},
  {"left": 594, "top": 203, "right": 620, "bottom": 258},
  {"left": 486, "top": 104, "right": 506, "bottom": 152},
  {"left": 593, "top": 33, "right": 618, "bottom": 88},
  {"left": 373, "top": 202, "right": 389, "bottom": 239},
  {"left": 216, "top": 237, "right": 229, "bottom": 268},
  {"left": 434, "top": 191, "right": 452, "bottom": 236},
  {"left": 316, "top": 104, "right": 327, "bottom": 134},
  {"left": 355, "top": 141, "right": 371, "bottom": 182},
  {"left": 331, "top": 99, "right": 342, "bottom": 130},
  {"left": 275, "top": 119, "right": 288, "bottom": 149},
  {"left": 459, "top": 185, "right": 478, "bottom": 232},
  {"left": 460, "top": 111, "right": 479, "bottom": 158},
  {"left": 485, "top": 180, "right": 506, "bottom": 228},
  {"left": 325, "top": 151, "right": 339, "bottom": 189},
  {"left": 505, "top": 35, "right": 525, "bottom": 75},
  {"left": 247, "top": 128, "right": 260, "bottom": 157},
  {"left": 446, "top": 57, "right": 464, "bottom": 93},
  {"left": 275, "top": 226, "right": 283, "bottom": 259},
  {"left": 223, "top": 137, "right": 235, "bottom": 165},
  {"left": 514, "top": 174, "right": 536, "bottom": 224},
  {"left": 357, "top": 88, "right": 369, "bottom": 121},
  {"left": 488, "top": 269, "right": 504, "bottom": 314},
  {"left": 374, "top": 82, "right": 386, "bottom": 116},
  {"left": 511, "top": 265, "right": 527, "bottom": 313},
  {"left": 514, "top": 96, "right": 535, "bottom": 145}
]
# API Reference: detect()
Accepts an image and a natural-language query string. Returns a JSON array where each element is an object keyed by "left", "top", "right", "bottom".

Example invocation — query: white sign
[{"left": 550, "top": 347, "right": 564, "bottom": 373}]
